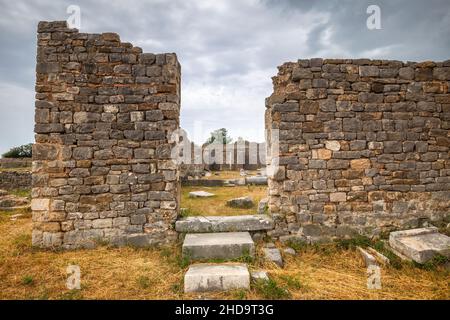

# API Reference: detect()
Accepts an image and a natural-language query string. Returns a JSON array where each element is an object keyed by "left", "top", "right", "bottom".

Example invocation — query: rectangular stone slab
[
  {"left": 389, "top": 227, "right": 450, "bottom": 263},
  {"left": 184, "top": 263, "right": 250, "bottom": 293},
  {"left": 175, "top": 215, "right": 274, "bottom": 233},
  {"left": 182, "top": 232, "right": 255, "bottom": 260}
]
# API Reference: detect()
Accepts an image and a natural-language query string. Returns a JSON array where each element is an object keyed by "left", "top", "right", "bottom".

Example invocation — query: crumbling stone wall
[
  {"left": 266, "top": 58, "right": 450, "bottom": 241},
  {"left": 32, "top": 21, "right": 181, "bottom": 249}
]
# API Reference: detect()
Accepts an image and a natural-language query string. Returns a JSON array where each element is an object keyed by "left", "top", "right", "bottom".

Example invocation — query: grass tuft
[
  {"left": 254, "top": 279, "right": 291, "bottom": 300},
  {"left": 413, "top": 254, "right": 449, "bottom": 271},
  {"left": 335, "top": 235, "right": 372, "bottom": 250},
  {"left": 137, "top": 276, "right": 152, "bottom": 289}
]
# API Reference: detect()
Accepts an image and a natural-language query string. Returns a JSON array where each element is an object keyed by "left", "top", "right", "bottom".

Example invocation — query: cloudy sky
[{"left": 0, "top": 0, "right": 449, "bottom": 155}]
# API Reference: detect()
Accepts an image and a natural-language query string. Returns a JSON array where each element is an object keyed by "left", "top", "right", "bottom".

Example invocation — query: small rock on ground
[
  {"left": 357, "top": 246, "right": 378, "bottom": 267},
  {"left": 283, "top": 247, "right": 296, "bottom": 255},
  {"left": 257, "top": 197, "right": 268, "bottom": 214},
  {"left": 251, "top": 270, "right": 269, "bottom": 282},
  {"left": 226, "top": 196, "right": 254, "bottom": 208},
  {"left": 189, "top": 191, "right": 215, "bottom": 198},
  {"left": 263, "top": 248, "right": 284, "bottom": 267}
]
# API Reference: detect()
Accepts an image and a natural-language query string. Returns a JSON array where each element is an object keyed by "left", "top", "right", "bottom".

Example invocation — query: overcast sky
[{"left": 0, "top": 0, "right": 449, "bottom": 155}]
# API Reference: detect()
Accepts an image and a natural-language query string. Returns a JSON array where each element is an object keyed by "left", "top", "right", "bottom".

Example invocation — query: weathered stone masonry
[
  {"left": 32, "top": 21, "right": 181, "bottom": 249},
  {"left": 266, "top": 58, "right": 450, "bottom": 241}
]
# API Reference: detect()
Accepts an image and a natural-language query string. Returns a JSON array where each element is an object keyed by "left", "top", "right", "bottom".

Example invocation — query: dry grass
[
  {"left": 0, "top": 210, "right": 448, "bottom": 300},
  {"left": 181, "top": 185, "right": 267, "bottom": 216}
]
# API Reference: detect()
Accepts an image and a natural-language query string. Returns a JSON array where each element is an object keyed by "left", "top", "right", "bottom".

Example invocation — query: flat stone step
[
  {"left": 389, "top": 227, "right": 450, "bottom": 264},
  {"left": 182, "top": 232, "right": 255, "bottom": 260},
  {"left": 184, "top": 263, "right": 250, "bottom": 293},
  {"left": 188, "top": 191, "right": 215, "bottom": 198},
  {"left": 176, "top": 214, "right": 274, "bottom": 233}
]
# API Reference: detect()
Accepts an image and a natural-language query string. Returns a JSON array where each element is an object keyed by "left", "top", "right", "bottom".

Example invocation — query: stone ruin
[
  {"left": 265, "top": 58, "right": 450, "bottom": 241},
  {"left": 32, "top": 21, "right": 180, "bottom": 248},
  {"left": 32, "top": 21, "right": 450, "bottom": 248}
]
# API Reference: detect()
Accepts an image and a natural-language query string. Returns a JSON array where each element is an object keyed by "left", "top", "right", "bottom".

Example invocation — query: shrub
[{"left": 2, "top": 143, "right": 32, "bottom": 158}]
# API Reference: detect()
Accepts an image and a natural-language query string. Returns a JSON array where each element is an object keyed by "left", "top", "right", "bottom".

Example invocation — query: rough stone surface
[
  {"left": 175, "top": 215, "right": 274, "bottom": 233},
  {"left": 263, "top": 247, "right": 284, "bottom": 267},
  {"left": 226, "top": 196, "right": 254, "bottom": 208},
  {"left": 0, "top": 192, "right": 30, "bottom": 211},
  {"left": 266, "top": 58, "right": 450, "bottom": 240},
  {"left": 367, "top": 247, "right": 390, "bottom": 265},
  {"left": 245, "top": 176, "right": 268, "bottom": 185},
  {"left": 184, "top": 263, "right": 250, "bottom": 293},
  {"left": 251, "top": 270, "right": 269, "bottom": 282},
  {"left": 33, "top": 21, "right": 181, "bottom": 249},
  {"left": 258, "top": 197, "right": 269, "bottom": 214},
  {"left": 389, "top": 227, "right": 450, "bottom": 263},
  {"left": 357, "top": 246, "right": 378, "bottom": 267},
  {"left": 182, "top": 232, "right": 255, "bottom": 260},
  {"left": 188, "top": 191, "right": 215, "bottom": 198}
]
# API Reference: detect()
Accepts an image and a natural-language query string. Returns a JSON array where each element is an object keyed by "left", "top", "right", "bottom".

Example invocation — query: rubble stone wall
[
  {"left": 266, "top": 58, "right": 450, "bottom": 241},
  {"left": 32, "top": 21, "right": 181, "bottom": 249}
]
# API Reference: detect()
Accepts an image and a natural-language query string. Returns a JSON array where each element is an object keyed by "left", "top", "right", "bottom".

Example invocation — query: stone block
[
  {"left": 389, "top": 227, "right": 450, "bottom": 264},
  {"left": 175, "top": 215, "right": 274, "bottom": 233},
  {"left": 182, "top": 232, "right": 255, "bottom": 260},
  {"left": 184, "top": 263, "right": 250, "bottom": 293}
]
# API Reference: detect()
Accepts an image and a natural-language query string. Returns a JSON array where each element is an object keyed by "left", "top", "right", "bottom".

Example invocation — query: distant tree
[
  {"left": 204, "top": 128, "right": 232, "bottom": 145},
  {"left": 2, "top": 143, "right": 33, "bottom": 158}
]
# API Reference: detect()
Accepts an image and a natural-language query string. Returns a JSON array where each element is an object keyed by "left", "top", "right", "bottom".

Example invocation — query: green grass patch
[
  {"left": 232, "top": 289, "right": 247, "bottom": 300},
  {"left": 253, "top": 278, "right": 291, "bottom": 300},
  {"left": 21, "top": 275, "right": 34, "bottom": 285},
  {"left": 137, "top": 276, "right": 152, "bottom": 289},
  {"left": 8, "top": 188, "right": 31, "bottom": 198},
  {"left": 335, "top": 235, "right": 372, "bottom": 250},
  {"left": 59, "top": 290, "right": 83, "bottom": 300},
  {"left": 286, "top": 239, "right": 308, "bottom": 252}
]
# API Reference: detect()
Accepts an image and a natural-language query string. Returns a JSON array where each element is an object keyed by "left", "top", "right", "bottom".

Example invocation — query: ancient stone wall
[
  {"left": 266, "top": 58, "right": 450, "bottom": 241},
  {"left": 32, "top": 21, "right": 181, "bottom": 249}
]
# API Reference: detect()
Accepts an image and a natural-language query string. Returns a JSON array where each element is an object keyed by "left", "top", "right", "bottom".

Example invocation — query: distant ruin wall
[
  {"left": 266, "top": 58, "right": 450, "bottom": 241},
  {"left": 0, "top": 171, "right": 32, "bottom": 190},
  {"left": 32, "top": 21, "right": 181, "bottom": 249}
]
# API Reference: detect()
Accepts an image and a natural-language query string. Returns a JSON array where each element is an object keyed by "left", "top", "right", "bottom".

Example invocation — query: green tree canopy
[{"left": 2, "top": 143, "right": 33, "bottom": 158}]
